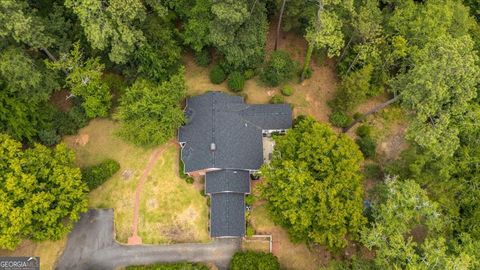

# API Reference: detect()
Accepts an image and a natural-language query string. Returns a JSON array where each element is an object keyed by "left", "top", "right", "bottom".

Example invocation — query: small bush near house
[
  {"left": 281, "top": 85, "right": 294, "bottom": 96},
  {"left": 81, "top": 159, "right": 120, "bottom": 190},
  {"left": 245, "top": 195, "right": 255, "bottom": 206},
  {"left": 209, "top": 65, "right": 226, "bottom": 84},
  {"left": 244, "top": 69, "right": 255, "bottom": 80},
  {"left": 228, "top": 71, "right": 246, "bottom": 92},
  {"left": 261, "top": 51, "right": 296, "bottom": 87},
  {"left": 230, "top": 251, "right": 280, "bottom": 270},
  {"left": 329, "top": 111, "right": 351, "bottom": 128},
  {"left": 126, "top": 262, "right": 209, "bottom": 270},
  {"left": 270, "top": 95, "right": 285, "bottom": 104},
  {"left": 195, "top": 49, "right": 211, "bottom": 67},
  {"left": 246, "top": 226, "right": 255, "bottom": 237}
]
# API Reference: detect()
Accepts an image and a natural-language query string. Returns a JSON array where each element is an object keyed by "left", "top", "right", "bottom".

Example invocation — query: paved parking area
[{"left": 56, "top": 209, "right": 240, "bottom": 270}]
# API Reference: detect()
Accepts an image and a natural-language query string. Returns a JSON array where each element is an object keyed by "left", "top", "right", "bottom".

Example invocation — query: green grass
[
  {"left": 63, "top": 119, "right": 209, "bottom": 244},
  {"left": 126, "top": 262, "right": 209, "bottom": 270}
]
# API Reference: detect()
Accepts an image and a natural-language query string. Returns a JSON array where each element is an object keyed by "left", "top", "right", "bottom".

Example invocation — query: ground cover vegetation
[{"left": 1, "top": 0, "right": 480, "bottom": 268}]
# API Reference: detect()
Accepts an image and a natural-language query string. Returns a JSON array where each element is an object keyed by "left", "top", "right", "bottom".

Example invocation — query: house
[{"left": 178, "top": 92, "right": 292, "bottom": 237}]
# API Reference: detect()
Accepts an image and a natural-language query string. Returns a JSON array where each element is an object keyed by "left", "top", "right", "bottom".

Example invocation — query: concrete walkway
[{"left": 56, "top": 209, "right": 241, "bottom": 270}]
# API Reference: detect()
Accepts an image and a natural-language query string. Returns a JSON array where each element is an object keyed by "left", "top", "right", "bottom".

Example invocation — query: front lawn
[{"left": 63, "top": 119, "right": 209, "bottom": 243}]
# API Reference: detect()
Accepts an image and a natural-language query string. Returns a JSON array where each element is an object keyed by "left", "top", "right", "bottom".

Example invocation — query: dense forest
[{"left": 1, "top": 0, "right": 480, "bottom": 269}]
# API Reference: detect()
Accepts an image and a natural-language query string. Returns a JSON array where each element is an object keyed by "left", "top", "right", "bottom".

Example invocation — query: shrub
[
  {"left": 281, "top": 85, "right": 294, "bottom": 96},
  {"left": 330, "top": 65, "right": 373, "bottom": 112},
  {"left": 38, "top": 129, "right": 60, "bottom": 146},
  {"left": 81, "top": 159, "right": 120, "bottom": 190},
  {"left": 364, "top": 163, "right": 382, "bottom": 180},
  {"left": 261, "top": 51, "right": 296, "bottom": 87},
  {"left": 353, "top": 112, "right": 363, "bottom": 120},
  {"left": 302, "top": 67, "right": 312, "bottom": 79},
  {"left": 356, "top": 136, "right": 377, "bottom": 159},
  {"left": 54, "top": 106, "right": 89, "bottom": 136},
  {"left": 230, "top": 251, "right": 280, "bottom": 270},
  {"left": 185, "top": 177, "right": 194, "bottom": 184},
  {"left": 245, "top": 195, "right": 255, "bottom": 206},
  {"left": 244, "top": 69, "right": 255, "bottom": 80},
  {"left": 246, "top": 226, "right": 255, "bottom": 237},
  {"left": 356, "top": 124, "right": 372, "bottom": 138},
  {"left": 209, "top": 65, "right": 226, "bottom": 84},
  {"left": 227, "top": 71, "right": 246, "bottom": 92},
  {"left": 329, "top": 111, "right": 351, "bottom": 128},
  {"left": 195, "top": 49, "right": 211, "bottom": 67},
  {"left": 270, "top": 95, "right": 285, "bottom": 104}
]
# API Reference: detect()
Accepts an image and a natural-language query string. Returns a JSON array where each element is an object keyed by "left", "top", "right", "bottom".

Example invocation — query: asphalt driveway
[{"left": 56, "top": 209, "right": 241, "bottom": 270}]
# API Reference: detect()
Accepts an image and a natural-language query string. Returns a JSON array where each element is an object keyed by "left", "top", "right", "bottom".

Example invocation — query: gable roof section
[
  {"left": 210, "top": 193, "right": 245, "bottom": 237},
  {"left": 205, "top": 170, "right": 250, "bottom": 194},
  {"left": 179, "top": 92, "right": 292, "bottom": 173}
]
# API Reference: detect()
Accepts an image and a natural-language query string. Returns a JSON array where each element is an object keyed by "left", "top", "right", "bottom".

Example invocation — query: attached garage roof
[
  {"left": 210, "top": 193, "right": 245, "bottom": 237},
  {"left": 205, "top": 170, "right": 250, "bottom": 194}
]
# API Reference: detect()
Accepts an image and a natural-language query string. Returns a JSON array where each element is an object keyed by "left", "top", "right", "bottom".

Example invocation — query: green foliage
[
  {"left": 331, "top": 65, "right": 374, "bottom": 113},
  {"left": 48, "top": 42, "right": 112, "bottom": 118},
  {"left": 361, "top": 177, "right": 475, "bottom": 269},
  {"left": 230, "top": 251, "right": 280, "bottom": 270},
  {"left": 363, "top": 163, "right": 382, "bottom": 180},
  {"left": 261, "top": 51, "right": 296, "bottom": 87},
  {"left": 54, "top": 106, "right": 89, "bottom": 136},
  {"left": 116, "top": 69, "right": 186, "bottom": 147},
  {"left": 0, "top": 134, "right": 88, "bottom": 250},
  {"left": 246, "top": 226, "right": 254, "bottom": 237},
  {"left": 269, "top": 95, "right": 285, "bottom": 104},
  {"left": 209, "top": 65, "right": 227, "bottom": 84},
  {"left": 126, "top": 262, "right": 209, "bottom": 270},
  {"left": 0, "top": 47, "right": 58, "bottom": 141},
  {"left": 329, "top": 111, "right": 351, "bottom": 128},
  {"left": 243, "top": 69, "right": 255, "bottom": 80},
  {"left": 227, "top": 71, "right": 246, "bottom": 92},
  {"left": 281, "top": 85, "right": 294, "bottom": 96},
  {"left": 65, "top": 0, "right": 146, "bottom": 64},
  {"left": 133, "top": 15, "right": 181, "bottom": 82},
  {"left": 208, "top": 0, "right": 268, "bottom": 70},
  {"left": 81, "top": 159, "right": 120, "bottom": 190},
  {"left": 356, "top": 124, "right": 377, "bottom": 159},
  {"left": 356, "top": 136, "right": 376, "bottom": 159},
  {"left": 260, "top": 117, "right": 365, "bottom": 250},
  {"left": 245, "top": 195, "right": 255, "bottom": 206},
  {"left": 195, "top": 49, "right": 211, "bottom": 67}
]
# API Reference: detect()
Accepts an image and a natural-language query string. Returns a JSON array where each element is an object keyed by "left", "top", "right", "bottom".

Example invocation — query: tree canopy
[
  {"left": 115, "top": 69, "right": 186, "bottom": 147},
  {"left": 0, "top": 134, "right": 88, "bottom": 250},
  {"left": 260, "top": 116, "right": 366, "bottom": 250}
]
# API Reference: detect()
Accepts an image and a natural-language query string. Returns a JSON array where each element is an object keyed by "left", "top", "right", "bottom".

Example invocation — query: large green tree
[
  {"left": 48, "top": 42, "right": 112, "bottom": 118},
  {"left": 361, "top": 177, "right": 478, "bottom": 269},
  {"left": 115, "top": 69, "right": 186, "bottom": 147},
  {"left": 0, "top": 134, "right": 88, "bottom": 250},
  {"left": 260, "top": 116, "right": 365, "bottom": 250},
  {"left": 0, "top": 47, "right": 58, "bottom": 141},
  {"left": 65, "top": 0, "right": 146, "bottom": 64}
]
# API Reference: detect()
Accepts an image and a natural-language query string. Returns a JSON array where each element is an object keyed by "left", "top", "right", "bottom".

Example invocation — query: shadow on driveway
[{"left": 56, "top": 209, "right": 241, "bottom": 270}]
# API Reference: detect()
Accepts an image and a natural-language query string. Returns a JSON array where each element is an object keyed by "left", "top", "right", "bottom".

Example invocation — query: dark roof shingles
[
  {"left": 210, "top": 193, "right": 245, "bottom": 237},
  {"left": 205, "top": 170, "right": 250, "bottom": 194}
]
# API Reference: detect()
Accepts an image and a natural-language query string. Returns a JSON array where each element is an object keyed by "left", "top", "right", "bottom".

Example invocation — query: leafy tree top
[{"left": 260, "top": 116, "right": 365, "bottom": 250}]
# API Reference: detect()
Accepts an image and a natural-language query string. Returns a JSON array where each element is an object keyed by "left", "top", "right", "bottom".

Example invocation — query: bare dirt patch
[{"left": 50, "top": 89, "right": 73, "bottom": 112}]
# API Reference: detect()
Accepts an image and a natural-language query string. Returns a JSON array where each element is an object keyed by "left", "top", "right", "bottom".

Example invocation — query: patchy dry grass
[
  {"left": 250, "top": 202, "right": 329, "bottom": 270},
  {"left": 0, "top": 239, "right": 67, "bottom": 270},
  {"left": 63, "top": 119, "right": 209, "bottom": 244},
  {"left": 242, "top": 237, "right": 271, "bottom": 253}
]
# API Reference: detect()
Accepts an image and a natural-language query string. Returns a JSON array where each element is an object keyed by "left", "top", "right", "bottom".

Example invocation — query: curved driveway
[{"left": 56, "top": 209, "right": 240, "bottom": 270}]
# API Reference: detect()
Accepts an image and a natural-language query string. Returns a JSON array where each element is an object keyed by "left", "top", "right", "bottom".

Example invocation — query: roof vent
[{"left": 210, "top": 142, "right": 216, "bottom": 151}]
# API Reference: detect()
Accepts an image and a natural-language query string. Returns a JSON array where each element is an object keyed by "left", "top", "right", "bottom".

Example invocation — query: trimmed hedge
[
  {"left": 209, "top": 64, "right": 226, "bottom": 84},
  {"left": 228, "top": 71, "right": 246, "bottom": 92},
  {"left": 230, "top": 251, "right": 280, "bottom": 270},
  {"left": 81, "top": 159, "right": 120, "bottom": 190}
]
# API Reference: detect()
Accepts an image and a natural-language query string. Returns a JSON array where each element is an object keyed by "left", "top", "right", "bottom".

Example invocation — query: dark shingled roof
[
  {"left": 205, "top": 170, "right": 250, "bottom": 194},
  {"left": 179, "top": 92, "right": 292, "bottom": 173},
  {"left": 210, "top": 193, "right": 245, "bottom": 237}
]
